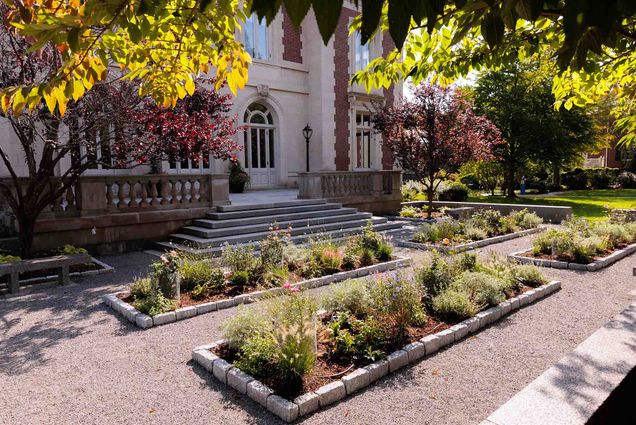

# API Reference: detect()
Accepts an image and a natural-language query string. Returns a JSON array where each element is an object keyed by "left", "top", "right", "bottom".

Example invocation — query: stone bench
[
  {"left": 0, "top": 253, "right": 91, "bottom": 293},
  {"left": 445, "top": 207, "right": 475, "bottom": 220}
]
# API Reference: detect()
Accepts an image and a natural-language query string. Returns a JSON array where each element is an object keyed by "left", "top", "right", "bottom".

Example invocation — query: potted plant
[{"left": 229, "top": 159, "right": 250, "bottom": 193}]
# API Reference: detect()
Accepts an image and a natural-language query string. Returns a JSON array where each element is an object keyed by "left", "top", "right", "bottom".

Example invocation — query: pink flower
[
  {"left": 290, "top": 286, "right": 300, "bottom": 293},
  {"left": 283, "top": 282, "right": 292, "bottom": 289}
]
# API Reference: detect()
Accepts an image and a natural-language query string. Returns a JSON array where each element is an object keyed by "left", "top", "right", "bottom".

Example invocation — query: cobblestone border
[
  {"left": 102, "top": 256, "right": 412, "bottom": 329},
  {"left": 191, "top": 280, "right": 561, "bottom": 422},
  {"left": 396, "top": 227, "right": 545, "bottom": 253},
  {"left": 509, "top": 242, "right": 636, "bottom": 272},
  {"left": 16, "top": 257, "right": 114, "bottom": 286}
]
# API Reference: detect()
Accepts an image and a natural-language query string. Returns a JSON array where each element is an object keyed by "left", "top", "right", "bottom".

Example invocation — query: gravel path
[{"left": 1, "top": 233, "right": 634, "bottom": 425}]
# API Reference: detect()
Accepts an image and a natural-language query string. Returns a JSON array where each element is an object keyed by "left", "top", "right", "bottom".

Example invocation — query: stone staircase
[{"left": 155, "top": 199, "right": 402, "bottom": 256}]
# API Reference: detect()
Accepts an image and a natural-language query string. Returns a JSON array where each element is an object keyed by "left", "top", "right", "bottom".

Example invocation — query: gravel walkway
[{"left": 1, "top": 233, "right": 634, "bottom": 425}]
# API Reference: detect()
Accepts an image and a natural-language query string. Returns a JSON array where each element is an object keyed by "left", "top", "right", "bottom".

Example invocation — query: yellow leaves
[{"left": 184, "top": 77, "right": 195, "bottom": 96}]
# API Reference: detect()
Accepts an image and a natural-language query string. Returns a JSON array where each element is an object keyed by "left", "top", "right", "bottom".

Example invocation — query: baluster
[
  {"left": 140, "top": 180, "right": 149, "bottom": 207},
  {"left": 193, "top": 178, "right": 201, "bottom": 203},
  {"left": 65, "top": 186, "right": 76, "bottom": 211},
  {"left": 52, "top": 193, "right": 63, "bottom": 212},
  {"left": 106, "top": 182, "right": 114, "bottom": 209},
  {"left": 181, "top": 179, "right": 189, "bottom": 203},
  {"left": 150, "top": 179, "right": 160, "bottom": 205},
  {"left": 170, "top": 179, "right": 178, "bottom": 204},
  {"left": 117, "top": 181, "right": 126, "bottom": 208},
  {"left": 128, "top": 180, "right": 138, "bottom": 207}
]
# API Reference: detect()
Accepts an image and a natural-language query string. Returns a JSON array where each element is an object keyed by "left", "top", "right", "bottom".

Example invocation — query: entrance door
[{"left": 243, "top": 103, "right": 277, "bottom": 187}]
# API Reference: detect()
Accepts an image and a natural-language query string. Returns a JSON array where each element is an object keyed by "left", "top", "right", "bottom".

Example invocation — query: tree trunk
[
  {"left": 552, "top": 164, "right": 560, "bottom": 188},
  {"left": 17, "top": 213, "right": 36, "bottom": 259},
  {"left": 505, "top": 165, "right": 516, "bottom": 198}
]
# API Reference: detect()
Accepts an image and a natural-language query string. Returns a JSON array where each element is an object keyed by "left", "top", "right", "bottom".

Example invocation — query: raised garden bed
[
  {"left": 509, "top": 219, "right": 636, "bottom": 271},
  {"left": 192, "top": 275, "right": 562, "bottom": 422},
  {"left": 102, "top": 256, "right": 411, "bottom": 328},
  {"left": 396, "top": 209, "right": 544, "bottom": 253},
  {"left": 509, "top": 242, "right": 636, "bottom": 271}
]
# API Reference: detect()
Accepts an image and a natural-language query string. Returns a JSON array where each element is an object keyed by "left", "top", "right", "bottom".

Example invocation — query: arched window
[{"left": 242, "top": 103, "right": 277, "bottom": 186}]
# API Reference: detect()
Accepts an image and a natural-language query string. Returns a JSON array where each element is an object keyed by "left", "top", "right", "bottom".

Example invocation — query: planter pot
[{"left": 229, "top": 181, "right": 247, "bottom": 193}]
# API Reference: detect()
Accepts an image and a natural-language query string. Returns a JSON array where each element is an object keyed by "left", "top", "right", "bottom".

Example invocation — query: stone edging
[
  {"left": 396, "top": 227, "right": 545, "bottom": 253},
  {"left": 191, "top": 280, "right": 562, "bottom": 422},
  {"left": 508, "top": 241, "right": 636, "bottom": 271},
  {"left": 16, "top": 257, "right": 115, "bottom": 286},
  {"left": 102, "top": 256, "right": 412, "bottom": 329}
]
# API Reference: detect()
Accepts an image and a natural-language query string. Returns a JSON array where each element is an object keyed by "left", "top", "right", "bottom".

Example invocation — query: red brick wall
[
  {"left": 381, "top": 35, "right": 395, "bottom": 170},
  {"left": 333, "top": 8, "right": 357, "bottom": 170},
  {"left": 282, "top": 10, "right": 302, "bottom": 63}
]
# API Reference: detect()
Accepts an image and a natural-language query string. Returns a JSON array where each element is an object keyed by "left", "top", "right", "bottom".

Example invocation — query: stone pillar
[
  {"left": 77, "top": 177, "right": 108, "bottom": 216},
  {"left": 208, "top": 174, "right": 230, "bottom": 206}
]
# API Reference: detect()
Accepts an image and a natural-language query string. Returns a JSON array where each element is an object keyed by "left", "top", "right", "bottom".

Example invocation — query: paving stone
[
  {"left": 545, "top": 280, "right": 561, "bottom": 294},
  {"left": 435, "top": 329, "right": 455, "bottom": 348},
  {"left": 449, "top": 323, "right": 469, "bottom": 341},
  {"left": 499, "top": 300, "right": 512, "bottom": 316},
  {"left": 191, "top": 348, "right": 217, "bottom": 372},
  {"left": 135, "top": 314, "right": 153, "bottom": 329},
  {"left": 524, "top": 288, "right": 539, "bottom": 303},
  {"left": 212, "top": 358, "right": 233, "bottom": 384},
  {"left": 233, "top": 294, "right": 252, "bottom": 305},
  {"left": 175, "top": 306, "right": 197, "bottom": 320},
  {"left": 227, "top": 368, "right": 254, "bottom": 394},
  {"left": 119, "top": 302, "right": 139, "bottom": 322},
  {"left": 315, "top": 381, "right": 346, "bottom": 407},
  {"left": 509, "top": 297, "right": 521, "bottom": 311},
  {"left": 342, "top": 368, "right": 370, "bottom": 394},
  {"left": 364, "top": 359, "right": 389, "bottom": 383},
  {"left": 568, "top": 262, "right": 588, "bottom": 271},
  {"left": 403, "top": 341, "right": 426, "bottom": 363},
  {"left": 485, "top": 306, "right": 503, "bottom": 322},
  {"left": 267, "top": 395, "right": 299, "bottom": 422},
  {"left": 152, "top": 311, "right": 176, "bottom": 326},
  {"left": 461, "top": 317, "right": 481, "bottom": 334},
  {"left": 294, "top": 392, "right": 319, "bottom": 417},
  {"left": 518, "top": 293, "right": 533, "bottom": 307},
  {"left": 587, "top": 262, "right": 602, "bottom": 272},
  {"left": 247, "top": 380, "right": 274, "bottom": 407},
  {"left": 102, "top": 294, "right": 118, "bottom": 307},
  {"left": 195, "top": 301, "right": 217, "bottom": 314},
  {"left": 215, "top": 298, "right": 234, "bottom": 310},
  {"left": 387, "top": 349, "right": 409, "bottom": 372},
  {"left": 548, "top": 260, "right": 569, "bottom": 269},
  {"left": 420, "top": 334, "right": 440, "bottom": 356}
]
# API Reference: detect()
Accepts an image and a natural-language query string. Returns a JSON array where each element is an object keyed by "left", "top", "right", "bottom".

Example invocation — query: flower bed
[
  {"left": 191, "top": 253, "right": 560, "bottom": 422},
  {"left": 103, "top": 223, "right": 411, "bottom": 328},
  {"left": 396, "top": 209, "right": 544, "bottom": 252},
  {"left": 508, "top": 218, "right": 636, "bottom": 271}
]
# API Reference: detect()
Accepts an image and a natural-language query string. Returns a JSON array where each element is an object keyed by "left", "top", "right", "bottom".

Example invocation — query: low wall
[{"left": 403, "top": 200, "right": 573, "bottom": 224}]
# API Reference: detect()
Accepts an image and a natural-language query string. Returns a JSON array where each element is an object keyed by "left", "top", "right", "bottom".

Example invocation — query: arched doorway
[{"left": 243, "top": 102, "right": 277, "bottom": 187}]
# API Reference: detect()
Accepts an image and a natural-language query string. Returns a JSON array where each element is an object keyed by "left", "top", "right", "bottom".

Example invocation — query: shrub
[
  {"left": 283, "top": 244, "right": 310, "bottom": 272},
  {"left": 376, "top": 241, "right": 393, "bottom": 261},
  {"left": 513, "top": 265, "right": 548, "bottom": 288},
  {"left": 341, "top": 249, "right": 361, "bottom": 271},
  {"left": 234, "top": 333, "right": 277, "bottom": 377},
  {"left": 328, "top": 312, "right": 385, "bottom": 363},
  {"left": 58, "top": 244, "right": 89, "bottom": 255},
  {"left": 431, "top": 289, "right": 477, "bottom": 321},
  {"left": 311, "top": 243, "right": 343, "bottom": 275},
  {"left": 415, "top": 253, "right": 454, "bottom": 302},
  {"left": 260, "top": 226, "right": 290, "bottom": 267},
  {"left": 221, "top": 306, "right": 271, "bottom": 350},
  {"left": 0, "top": 254, "right": 20, "bottom": 264},
  {"left": 368, "top": 273, "right": 427, "bottom": 335},
  {"left": 500, "top": 215, "right": 519, "bottom": 234},
  {"left": 358, "top": 247, "right": 376, "bottom": 267},
  {"left": 617, "top": 172, "right": 636, "bottom": 188},
  {"left": 452, "top": 271, "right": 506, "bottom": 307},
  {"left": 230, "top": 270, "right": 249, "bottom": 287},
  {"left": 359, "top": 221, "right": 392, "bottom": 260},
  {"left": 562, "top": 168, "right": 589, "bottom": 190},
  {"left": 438, "top": 181, "right": 469, "bottom": 201},
  {"left": 178, "top": 259, "right": 223, "bottom": 292},
  {"left": 261, "top": 265, "right": 290, "bottom": 287},
  {"left": 468, "top": 209, "right": 501, "bottom": 236},
  {"left": 321, "top": 279, "right": 371, "bottom": 316},
  {"left": 130, "top": 276, "right": 152, "bottom": 299},
  {"left": 399, "top": 206, "right": 420, "bottom": 218},
  {"left": 413, "top": 220, "right": 462, "bottom": 243},
  {"left": 132, "top": 279, "right": 175, "bottom": 316},
  {"left": 515, "top": 210, "right": 543, "bottom": 229},
  {"left": 464, "top": 224, "right": 487, "bottom": 241},
  {"left": 152, "top": 251, "right": 180, "bottom": 297},
  {"left": 221, "top": 243, "right": 256, "bottom": 274},
  {"left": 593, "top": 222, "right": 631, "bottom": 248},
  {"left": 401, "top": 180, "right": 426, "bottom": 201}
]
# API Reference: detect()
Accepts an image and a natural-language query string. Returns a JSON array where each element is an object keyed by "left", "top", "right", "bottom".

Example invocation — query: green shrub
[
  {"left": 230, "top": 270, "right": 249, "bottom": 287},
  {"left": 151, "top": 251, "right": 180, "bottom": 297},
  {"left": 468, "top": 209, "right": 502, "bottom": 236},
  {"left": 452, "top": 271, "right": 506, "bottom": 307},
  {"left": 515, "top": 210, "right": 543, "bottom": 229},
  {"left": 413, "top": 220, "right": 462, "bottom": 243},
  {"left": 358, "top": 247, "right": 376, "bottom": 267},
  {"left": 221, "top": 306, "right": 271, "bottom": 350},
  {"left": 58, "top": 244, "right": 88, "bottom": 255},
  {"left": 341, "top": 249, "right": 361, "bottom": 271},
  {"left": 312, "top": 244, "right": 343, "bottom": 275},
  {"left": 617, "top": 172, "right": 636, "bottom": 189},
  {"left": 328, "top": 312, "right": 385, "bottom": 363},
  {"left": 376, "top": 241, "right": 393, "bottom": 261},
  {"left": 260, "top": 226, "right": 289, "bottom": 267},
  {"left": 234, "top": 333, "right": 278, "bottom": 377},
  {"left": 261, "top": 265, "right": 290, "bottom": 287},
  {"left": 415, "top": 253, "right": 454, "bottom": 302},
  {"left": 399, "top": 206, "right": 420, "bottom": 218},
  {"left": 592, "top": 222, "right": 631, "bottom": 248},
  {"left": 221, "top": 243, "right": 256, "bottom": 273},
  {"left": 178, "top": 259, "right": 220, "bottom": 292},
  {"left": 438, "top": 181, "right": 469, "bottom": 201},
  {"left": 283, "top": 244, "right": 310, "bottom": 272},
  {"left": 562, "top": 168, "right": 589, "bottom": 190},
  {"left": 359, "top": 221, "right": 392, "bottom": 260},
  {"left": 368, "top": 273, "right": 427, "bottom": 332},
  {"left": 500, "top": 215, "right": 519, "bottom": 234},
  {"left": 130, "top": 276, "right": 152, "bottom": 299},
  {"left": 464, "top": 224, "right": 487, "bottom": 241},
  {"left": 0, "top": 254, "right": 21, "bottom": 264},
  {"left": 132, "top": 279, "right": 175, "bottom": 316},
  {"left": 321, "top": 279, "right": 371, "bottom": 316},
  {"left": 401, "top": 180, "right": 426, "bottom": 201},
  {"left": 513, "top": 265, "right": 548, "bottom": 288},
  {"left": 431, "top": 289, "right": 477, "bottom": 321}
]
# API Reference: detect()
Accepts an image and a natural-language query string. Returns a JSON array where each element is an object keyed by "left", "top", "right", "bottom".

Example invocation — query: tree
[
  {"left": 460, "top": 160, "right": 504, "bottom": 196},
  {"left": 372, "top": 84, "right": 501, "bottom": 217},
  {"left": 0, "top": 21, "right": 240, "bottom": 257},
  {"left": 472, "top": 64, "right": 597, "bottom": 198},
  {"left": 2, "top": 1, "right": 635, "bottom": 141}
]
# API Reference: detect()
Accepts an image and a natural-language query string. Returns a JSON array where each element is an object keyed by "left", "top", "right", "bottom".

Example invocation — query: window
[
  {"left": 243, "top": 103, "right": 275, "bottom": 170},
  {"left": 168, "top": 153, "right": 212, "bottom": 172},
  {"left": 355, "top": 32, "right": 370, "bottom": 71},
  {"left": 355, "top": 111, "right": 373, "bottom": 169},
  {"left": 82, "top": 124, "right": 114, "bottom": 170},
  {"left": 244, "top": 14, "right": 269, "bottom": 60}
]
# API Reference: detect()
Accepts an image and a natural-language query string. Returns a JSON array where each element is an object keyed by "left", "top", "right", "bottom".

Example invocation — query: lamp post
[{"left": 302, "top": 124, "right": 313, "bottom": 172}]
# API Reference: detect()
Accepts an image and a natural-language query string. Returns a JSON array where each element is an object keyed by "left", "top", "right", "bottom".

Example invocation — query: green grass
[{"left": 468, "top": 189, "right": 636, "bottom": 222}]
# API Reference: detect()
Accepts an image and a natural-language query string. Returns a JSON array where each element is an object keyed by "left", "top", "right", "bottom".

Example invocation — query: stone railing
[
  {"left": 0, "top": 177, "right": 79, "bottom": 219},
  {"left": 298, "top": 170, "right": 401, "bottom": 214},
  {"left": 78, "top": 174, "right": 229, "bottom": 215}
]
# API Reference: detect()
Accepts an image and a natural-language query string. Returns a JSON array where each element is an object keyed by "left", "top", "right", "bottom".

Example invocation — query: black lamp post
[{"left": 302, "top": 124, "right": 313, "bottom": 172}]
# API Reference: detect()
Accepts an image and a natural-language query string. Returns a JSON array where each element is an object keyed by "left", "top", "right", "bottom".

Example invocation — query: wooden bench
[{"left": 0, "top": 254, "right": 91, "bottom": 294}]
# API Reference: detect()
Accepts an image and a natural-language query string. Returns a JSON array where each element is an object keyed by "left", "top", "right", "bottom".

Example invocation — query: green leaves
[
  {"left": 360, "top": 0, "right": 383, "bottom": 44},
  {"left": 283, "top": 0, "right": 312, "bottom": 27},
  {"left": 388, "top": 1, "right": 411, "bottom": 49},
  {"left": 481, "top": 9, "right": 505, "bottom": 49},
  {"left": 312, "top": 0, "right": 344, "bottom": 44}
]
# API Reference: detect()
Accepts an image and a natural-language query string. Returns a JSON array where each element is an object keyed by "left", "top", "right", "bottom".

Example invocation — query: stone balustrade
[{"left": 298, "top": 170, "right": 402, "bottom": 214}]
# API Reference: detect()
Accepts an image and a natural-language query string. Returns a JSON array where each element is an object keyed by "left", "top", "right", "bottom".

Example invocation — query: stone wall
[{"left": 282, "top": 9, "right": 302, "bottom": 63}]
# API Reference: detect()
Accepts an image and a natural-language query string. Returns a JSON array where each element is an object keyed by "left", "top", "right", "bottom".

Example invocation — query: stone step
[
  {"left": 194, "top": 207, "right": 359, "bottom": 229},
  {"left": 183, "top": 211, "right": 374, "bottom": 239},
  {"left": 206, "top": 202, "right": 342, "bottom": 220},
  {"left": 216, "top": 198, "right": 327, "bottom": 213},
  {"left": 156, "top": 221, "right": 403, "bottom": 256},
  {"left": 170, "top": 216, "right": 389, "bottom": 248}
]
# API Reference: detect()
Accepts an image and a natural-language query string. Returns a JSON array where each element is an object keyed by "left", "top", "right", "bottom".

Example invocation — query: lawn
[{"left": 468, "top": 189, "right": 636, "bottom": 221}]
